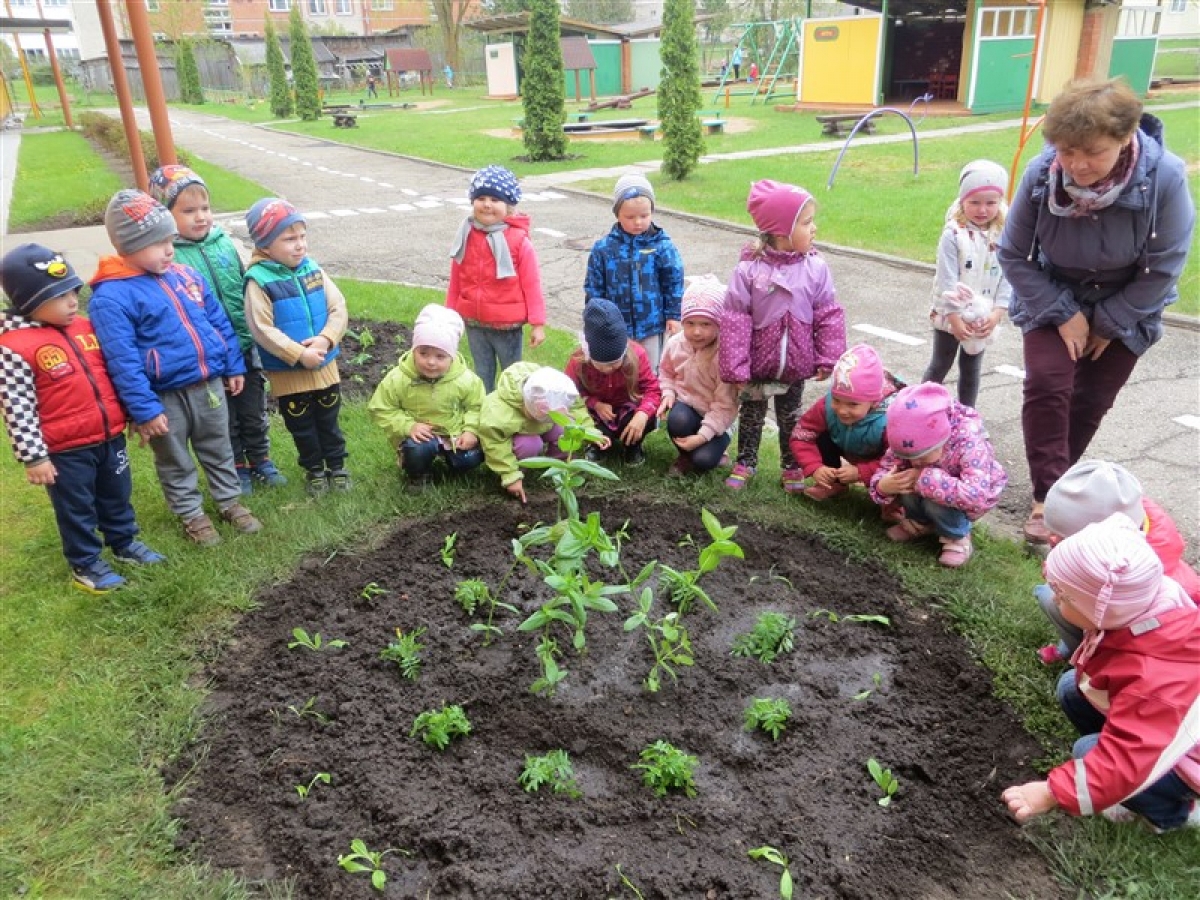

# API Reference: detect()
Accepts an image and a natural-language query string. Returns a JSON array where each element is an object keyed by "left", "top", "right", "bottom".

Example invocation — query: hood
[
  {"left": 396, "top": 349, "right": 469, "bottom": 383},
  {"left": 494, "top": 359, "right": 541, "bottom": 407},
  {"left": 90, "top": 255, "right": 151, "bottom": 286},
  {"left": 503, "top": 212, "right": 532, "bottom": 237}
]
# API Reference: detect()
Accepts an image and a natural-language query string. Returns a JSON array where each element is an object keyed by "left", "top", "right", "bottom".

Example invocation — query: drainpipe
[
  {"left": 123, "top": 0, "right": 177, "bottom": 166},
  {"left": 1009, "top": 0, "right": 1047, "bottom": 202},
  {"left": 95, "top": 0, "right": 149, "bottom": 190}
]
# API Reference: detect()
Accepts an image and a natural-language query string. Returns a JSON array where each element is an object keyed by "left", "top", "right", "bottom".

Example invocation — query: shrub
[
  {"left": 265, "top": 17, "right": 293, "bottom": 119},
  {"left": 521, "top": 0, "right": 568, "bottom": 161},
  {"left": 289, "top": 6, "right": 321, "bottom": 121},
  {"left": 658, "top": 0, "right": 704, "bottom": 180}
]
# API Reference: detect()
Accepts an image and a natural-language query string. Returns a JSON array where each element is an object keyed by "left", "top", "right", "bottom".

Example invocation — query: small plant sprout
[
  {"left": 440, "top": 531, "right": 457, "bottom": 568},
  {"left": 867, "top": 757, "right": 900, "bottom": 806},
  {"left": 379, "top": 626, "right": 426, "bottom": 680},
  {"left": 337, "top": 838, "right": 404, "bottom": 892},
  {"left": 615, "top": 864, "right": 647, "bottom": 899},
  {"left": 854, "top": 672, "right": 884, "bottom": 701},
  {"left": 743, "top": 698, "right": 793, "bottom": 741},
  {"left": 410, "top": 703, "right": 471, "bottom": 750},
  {"left": 295, "top": 772, "right": 330, "bottom": 799},
  {"left": 518, "top": 749, "right": 582, "bottom": 799},
  {"left": 748, "top": 845, "right": 794, "bottom": 900},
  {"left": 731, "top": 612, "right": 797, "bottom": 664},
  {"left": 622, "top": 586, "right": 694, "bottom": 692},
  {"left": 359, "top": 581, "right": 389, "bottom": 602},
  {"left": 809, "top": 609, "right": 890, "bottom": 627},
  {"left": 519, "top": 410, "right": 617, "bottom": 521},
  {"left": 658, "top": 508, "right": 744, "bottom": 614},
  {"left": 346, "top": 326, "right": 376, "bottom": 367},
  {"left": 286, "top": 696, "right": 330, "bottom": 725},
  {"left": 454, "top": 578, "right": 488, "bottom": 615},
  {"left": 287, "top": 627, "right": 347, "bottom": 651},
  {"left": 530, "top": 634, "right": 567, "bottom": 696},
  {"left": 632, "top": 740, "right": 698, "bottom": 798}
]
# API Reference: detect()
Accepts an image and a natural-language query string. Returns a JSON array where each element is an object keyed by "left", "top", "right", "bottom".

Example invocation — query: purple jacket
[
  {"left": 719, "top": 246, "right": 845, "bottom": 384},
  {"left": 868, "top": 400, "right": 1007, "bottom": 520}
]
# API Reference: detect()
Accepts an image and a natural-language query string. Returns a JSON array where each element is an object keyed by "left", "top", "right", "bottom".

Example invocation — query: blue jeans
[
  {"left": 1056, "top": 670, "right": 1198, "bottom": 830},
  {"left": 466, "top": 325, "right": 523, "bottom": 393},
  {"left": 898, "top": 493, "right": 971, "bottom": 539},
  {"left": 46, "top": 434, "right": 139, "bottom": 568},
  {"left": 400, "top": 437, "right": 483, "bottom": 477},
  {"left": 667, "top": 401, "right": 730, "bottom": 472}
]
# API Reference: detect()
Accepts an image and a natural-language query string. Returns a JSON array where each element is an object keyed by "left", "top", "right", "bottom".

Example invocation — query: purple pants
[{"left": 512, "top": 423, "right": 567, "bottom": 461}]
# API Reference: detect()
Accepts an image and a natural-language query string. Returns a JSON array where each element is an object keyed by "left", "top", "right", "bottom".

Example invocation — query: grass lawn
[{"left": 2, "top": 279, "right": 1198, "bottom": 899}]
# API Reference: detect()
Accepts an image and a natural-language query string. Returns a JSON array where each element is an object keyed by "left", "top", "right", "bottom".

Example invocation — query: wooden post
[
  {"left": 123, "top": 0, "right": 177, "bottom": 166},
  {"left": 95, "top": 0, "right": 148, "bottom": 190},
  {"left": 42, "top": 28, "right": 73, "bottom": 128}
]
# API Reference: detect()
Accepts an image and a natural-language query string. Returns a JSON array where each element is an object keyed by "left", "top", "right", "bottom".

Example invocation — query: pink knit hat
[
  {"left": 746, "top": 180, "right": 813, "bottom": 236},
  {"left": 412, "top": 304, "right": 464, "bottom": 356},
  {"left": 680, "top": 274, "right": 726, "bottom": 323},
  {"left": 886, "top": 382, "right": 952, "bottom": 458},
  {"left": 830, "top": 344, "right": 886, "bottom": 403}
]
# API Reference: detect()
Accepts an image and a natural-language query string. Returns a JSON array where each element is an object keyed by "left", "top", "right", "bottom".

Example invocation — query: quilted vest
[{"left": 244, "top": 257, "right": 339, "bottom": 372}]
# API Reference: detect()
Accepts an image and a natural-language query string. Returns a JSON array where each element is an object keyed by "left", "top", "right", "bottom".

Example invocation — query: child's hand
[
  {"left": 26, "top": 459, "right": 56, "bottom": 486},
  {"left": 813, "top": 367, "right": 831, "bottom": 382},
  {"left": 529, "top": 325, "right": 546, "bottom": 348},
  {"left": 673, "top": 434, "right": 704, "bottom": 452},
  {"left": 971, "top": 308, "right": 1004, "bottom": 339},
  {"left": 1001, "top": 781, "right": 1057, "bottom": 823},
  {"left": 813, "top": 465, "right": 838, "bottom": 487},
  {"left": 593, "top": 401, "right": 615, "bottom": 423},
  {"left": 298, "top": 344, "right": 327, "bottom": 369},
  {"left": 877, "top": 469, "right": 917, "bottom": 496},
  {"left": 947, "top": 313, "right": 972, "bottom": 343},
  {"left": 665, "top": 319, "right": 681, "bottom": 336},
  {"left": 506, "top": 479, "right": 527, "bottom": 504},
  {"left": 225, "top": 375, "right": 245, "bottom": 396},
  {"left": 656, "top": 391, "right": 675, "bottom": 418},
  {"left": 620, "top": 411, "right": 649, "bottom": 445},
  {"left": 136, "top": 414, "right": 169, "bottom": 446},
  {"left": 834, "top": 458, "right": 860, "bottom": 484},
  {"left": 456, "top": 431, "right": 479, "bottom": 451},
  {"left": 409, "top": 422, "right": 435, "bottom": 442}
]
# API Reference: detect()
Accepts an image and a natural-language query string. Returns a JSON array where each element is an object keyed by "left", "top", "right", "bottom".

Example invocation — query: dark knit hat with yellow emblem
[{"left": 0, "top": 243, "right": 84, "bottom": 316}]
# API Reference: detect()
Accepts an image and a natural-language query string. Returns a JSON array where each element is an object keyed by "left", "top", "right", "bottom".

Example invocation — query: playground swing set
[{"left": 711, "top": 20, "right": 801, "bottom": 107}]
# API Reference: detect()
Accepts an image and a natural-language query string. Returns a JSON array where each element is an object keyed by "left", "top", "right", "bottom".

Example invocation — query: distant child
[
  {"left": 565, "top": 298, "right": 662, "bottom": 467},
  {"left": 658, "top": 275, "right": 739, "bottom": 477},
  {"left": 1001, "top": 514, "right": 1200, "bottom": 834},
  {"left": 0, "top": 244, "right": 165, "bottom": 592},
  {"left": 477, "top": 362, "right": 605, "bottom": 504},
  {"left": 869, "top": 382, "right": 1006, "bottom": 567},
  {"left": 447, "top": 165, "right": 546, "bottom": 392},
  {"left": 921, "top": 160, "right": 1011, "bottom": 408},
  {"left": 584, "top": 173, "right": 685, "bottom": 370},
  {"left": 1034, "top": 459, "right": 1200, "bottom": 664},
  {"left": 149, "top": 165, "right": 286, "bottom": 495},
  {"left": 88, "top": 190, "right": 261, "bottom": 546},
  {"left": 366, "top": 74, "right": 378, "bottom": 99},
  {"left": 243, "top": 198, "right": 350, "bottom": 496},
  {"left": 789, "top": 343, "right": 904, "bottom": 510},
  {"left": 721, "top": 179, "right": 846, "bottom": 492},
  {"left": 368, "top": 304, "right": 484, "bottom": 492}
]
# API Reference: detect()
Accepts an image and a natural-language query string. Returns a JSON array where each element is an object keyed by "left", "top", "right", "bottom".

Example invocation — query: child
[
  {"left": 720, "top": 179, "right": 846, "bottom": 491},
  {"left": 869, "top": 382, "right": 1006, "bottom": 567},
  {"left": 88, "top": 190, "right": 261, "bottom": 546},
  {"left": 1034, "top": 459, "right": 1200, "bottom": 664},
  {"left": 367, "top": 304, "right": 484, "bottom": 491},
  {"left": 789, "top": 343, "right": 903, "bottom": 507},
  {"left": 149, "top": 165, "right": 286, "bottom": 495},
  {"left": 921, "top": 160, "right": 1011, "bottom": 408},
  {"left": 584, "top": 173, "right": 685, "bottom": 371},
  {"left": 1001, "top": 514, "right": 1200, "bottom": 833},
  {"left": 565, "top": 298, "right": 662, "bottom": 467},
  {"left": 243, "top": 197, "right": 350, "bottom": 496},
  {"left": 658, "top": 275, "right": 739, "bottom": 477},
  {"left": 447, "top": 165, "right": 546, "bottom": 392},
  {"left": 476, "top": 362, "right": 606, "bottom": 504},
  {"left": 0, "top": 244, "right": 165, "bottom": 592}
]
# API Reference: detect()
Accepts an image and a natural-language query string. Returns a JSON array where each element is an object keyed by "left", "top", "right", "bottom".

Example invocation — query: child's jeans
[
  {"left": 667, "top": 401, "right": 730, "bottom": 473},
  {"left": 400, "top": 437, "right": 483, "bottom": 477},
  {"left": 466, "top": 324, "right": 523, "bottom": 393},
  {"left": 47, "top": 434, "right": 139, "bottom": 569},
  {"left": 922, "top": 330, "right": 984, "bottom": 408},
  {"left": 150, "top": 380, "right": 242, "bottom": 519},
  {"left": 591, "top": 404, "right": 657, "bottom": 449},
  {"left": 1035, "top": 583, "right": 1083, "bottom": 658},
  {"left": 898, "top": 493, "right": 971, "bottom": 539},
  {"left": 1057, "top": 670, "right": 1199, "bottom": 830},
  {"left": 280, "top": 385, "right": 347, "bottom": 475},
  {"left": 735, "top": 381, "right": 804, "bottom": 470},
  {"left": 512, "top": 424, "right": 566, "bottom": 462},
  {"left": 228, "top": 355, "right": 271, "bottom": 468}
]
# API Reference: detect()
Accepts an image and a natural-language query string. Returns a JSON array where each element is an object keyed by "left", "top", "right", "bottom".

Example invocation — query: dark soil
[
  {"left": 168, "top": 498, "right": 1066, "bottom": 900},
  {"left": 338, "top": 318, "right": 411, "bottom": 401}
]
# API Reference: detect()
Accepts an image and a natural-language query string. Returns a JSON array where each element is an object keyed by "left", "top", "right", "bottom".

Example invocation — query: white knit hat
[
  {"left": 522, "top": 367, "right": 578, "bottom": 421},
  {"left": 1044, "top": 460, "right": 1144, "bottom": 538},
  {"left": 958, "top": 159, "right": 1008, "bottom": 200},
  {"left": 412, "top": 304, "right": 464, "bottom": 356},
  {"left": 612, "top": 173, "right": 655, "bottom": 213}
]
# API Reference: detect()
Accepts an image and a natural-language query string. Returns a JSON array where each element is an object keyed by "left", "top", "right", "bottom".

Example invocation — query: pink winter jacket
[{"left": 659, "top": 332, "right": 739, "bottom": 442}]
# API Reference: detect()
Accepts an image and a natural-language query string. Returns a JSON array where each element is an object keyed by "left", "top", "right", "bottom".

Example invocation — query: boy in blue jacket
[{"left": 88, "top": 190, "right": 262, "bottom": 546}]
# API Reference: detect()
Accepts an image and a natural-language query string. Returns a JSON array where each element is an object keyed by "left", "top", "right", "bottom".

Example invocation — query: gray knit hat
[
  {"left": 612, "top": 173, "right": 655, "bottom": 214},
  {"left": 104, "top": 189, "right": 177, "bottom": 256},
  {"left": 1044, "top": 460, "right": 1145, "bottom": 538}
]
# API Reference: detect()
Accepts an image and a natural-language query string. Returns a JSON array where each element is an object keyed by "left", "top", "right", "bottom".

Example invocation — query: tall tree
[
  {"left": 288, "top": 5, "right": 321, "bottom": 122},
  {"left": 482, "top": 0, "right": 530, "bottom": 12},
  {"left": 521, "top": 0, "right": 568, "bottom": 161},
  {"left": 265, "top": 17, "right": 292, "bottom": 119},
  {"left": 659, "top": 0, "right": 704, "bottom": 180},
  {"left": 176, "top": 38, "right": 204, "bottom": 105},
  {"left": 565, "top": 0, "right": 634, "bottom": 24},
  {"left": 431, "top": 1, "right": 475, "bottom": 73}
]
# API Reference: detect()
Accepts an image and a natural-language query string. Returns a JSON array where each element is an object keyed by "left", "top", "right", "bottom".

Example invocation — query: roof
[
  {"left": 229, "top": 38, "right": 338, "bottom": 67},
  {"left": 465, "top": 13, "right": 696, "bottom": 40},
  {"left": 0, "top": 16, "right": 72, "bottom": 35},
  {"left": 561, "top": 36, "right": 596, "bottom": 71},
  {"left": 386, "top": 48, "right": 433, "bottom": 72}
]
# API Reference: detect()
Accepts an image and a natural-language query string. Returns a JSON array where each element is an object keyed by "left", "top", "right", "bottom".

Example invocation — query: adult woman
[{"left": 999, "top": 77, "right": 1195, "bottom": 544}]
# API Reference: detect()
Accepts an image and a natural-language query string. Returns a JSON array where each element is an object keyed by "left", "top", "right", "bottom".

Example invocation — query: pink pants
[{"left": 512, "top": 424, "right": 567, "bottom": 461}]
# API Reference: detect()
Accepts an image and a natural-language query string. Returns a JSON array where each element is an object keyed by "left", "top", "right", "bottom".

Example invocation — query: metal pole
[
  {"left": 95, "top": 0, "right": 148, "bottom": 190},
  {"left": 42, "top": 28, "right": 73, "bottom": 129},
  {"left": 123, "top": 0, "right": 176, "bottom": 166}
]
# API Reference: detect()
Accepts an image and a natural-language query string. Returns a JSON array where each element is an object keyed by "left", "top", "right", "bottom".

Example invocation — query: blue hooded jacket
[{"left": 584, "top": 223, "right": 684, "bottom": 341}]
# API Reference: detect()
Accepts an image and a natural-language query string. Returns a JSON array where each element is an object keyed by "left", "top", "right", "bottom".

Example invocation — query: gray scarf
[{"left": 449, "top": 218, "right": 516, "bottom": 279}]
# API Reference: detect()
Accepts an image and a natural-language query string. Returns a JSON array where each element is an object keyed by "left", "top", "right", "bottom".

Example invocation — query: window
[
  {"left": 309, "top": 0, "right": 327, "bottom": 13},
  {"left": 145, "top": 0, "right": 161, "bottom": 12},
  {"left": 336, "top": 0, "right": 353, "bottom": 14},
  {"left": 269, "top": 0, "right": 291, "bottom": 12},
  {"left": 371, "top": 0, "right": 394, "bottom": 11},
  {"left": 1169, "top": 0, "right": 1186, "bottom": 12},
  {"left": 44, "top": 0, "right": 69, "bottom": 7}
]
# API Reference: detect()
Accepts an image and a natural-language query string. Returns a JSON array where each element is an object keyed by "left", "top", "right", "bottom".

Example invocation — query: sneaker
[
  {"left": 780, "top": 468, "right": 807, "bottom": 493},
  {"left": 885, "top": 519, "right": 935, "bottom": 542},
  {"left": 236, "top": 465, "right": 253, "bottom": 496},
  {"left": 112, "top": 540, "right": 166, "bottom": 566},
  {"left": 802, "top": 483, "right": 847, "bottom": 501},
  {"left": 624, "top": 445, "right": 646, "bottom": 467},
  {"left": 220, "top": 502, "right": 263, "bottom": 534},
  {"left": 1036, "top": 643, "right": 1068, "bottom": 666},
  {"left": 250, "top": 459, "right": 288, "bottom": 487},
  {"left": 72, "top": 559, "right": 126, "bottom": 594},
  {"left": 305, "top": 470, "right": 329, "bottom": 496},
  {"left": 328, "top": 468, "right": 352, "bottom": 492},
  {"left": 666, "top": 455, "right": 692, "bottom": 478},
  {"left": 183, "top": 513, "right": 221, "bottom": 546},
  {"left": 938, "top": 535, "right": 974, "bottom": 568},
  {"left": 724, "top": 463, "right": 755, "bottom": 490}
]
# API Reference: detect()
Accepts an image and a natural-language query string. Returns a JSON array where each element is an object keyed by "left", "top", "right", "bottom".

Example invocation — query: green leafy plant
[
  {"left": 518, "top": 749, "right": 582, "bottom": 799},
  {"left": 359, "top": 581, "right": 389, "bottom": 602},
  {"left": 295, "top": 772, "right": 330, "bottom": 799},
  {"left": 658, "top": 508, "right": 744, "bottom": 614},
  {"left": 530, "top": 634, "right": 567, "bottom": 697},
  {"left": 337, "top": 838, "right": 403, "bottom": 891},
  {"left": 440, "top": 531, "right": 457, "bottom": 568},
  {"left": 520, "top": 0, "right": 568, "bottom": 161},
  {"left": 731, "top": 612, "right": 796, "bottom": 664},
  {"left": 659, "top": 0, "right": 705, "bottom": 180},
  {"left": 287, "top": 696, "right": 330, "bottom": 725},
  {"left": 288, "top": 5, "right": 321, "bottom": 121},
  {"left": 867, "top": 757, "right": 900, "bottom": 806},
  {"left": 743, "top": 698, "right": 793, "bottom": 741},
  {"left": 518, "top": 564, "right": 624, "bottom": 655},
  {"left": 809, "top": 609, "right": 891, "bottom": 627},
  {"left": 748, "top": 845, "right": 794, "bottom": 899},
  {"left": 520, "top": 411, "right": 617, "bottom": 522},
  {"left": 379, "top": 627, "right": 426, "bottom": 680},
  {"left": 623, "top": 585, "right": 694, "bottom": 692},
  {"left": 263, "top": 17, "right": 293, "bottom": 118},
  {"left": 854, "top": 672, "right": 884, "bottom": 701},
  {"left": 632, "top": 740, "right": 698, "bottom": 798},
  {"left": 410, "top": 703, "right": 471, "bottom": 750},
  {"left": 287, "top": 626, "right": 347, "bottom": 651},
  {"left": 454, "top": 578, "right": 488, "bottom": 615}
]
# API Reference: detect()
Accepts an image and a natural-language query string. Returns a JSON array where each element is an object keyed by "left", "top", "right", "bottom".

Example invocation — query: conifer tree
[
  {"left": 265, "top": 17, "right": 292, "bottom": 119},
  {"left": 659, "top": 0, "right": 704, "bottom": 180},
  {"left": 521, "top": 0, "right": 568, "bottom": 161},
  {"left": 176, "top": 38, "right": 204, "bottom": 105},
  {"left": 288, "top": 6, "right": 321, "bottom": 122}
]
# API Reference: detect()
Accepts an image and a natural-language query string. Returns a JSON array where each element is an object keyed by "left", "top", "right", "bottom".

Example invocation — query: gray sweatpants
[{"left": 149, "top": 379, "right": 242, "bottom": 520}]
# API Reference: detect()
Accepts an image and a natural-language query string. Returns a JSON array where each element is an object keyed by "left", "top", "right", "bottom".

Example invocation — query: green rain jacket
[
  {"left": 172, "top": 224, "right": 253, "bottom": 353},
  {"left": 368, "top": 350, "right": 484, "bottom": 447}
]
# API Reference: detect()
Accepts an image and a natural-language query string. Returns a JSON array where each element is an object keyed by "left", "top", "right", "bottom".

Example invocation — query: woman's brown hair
[{"left": 1043, "top": 77, "right": 1142, "bottom": 148}]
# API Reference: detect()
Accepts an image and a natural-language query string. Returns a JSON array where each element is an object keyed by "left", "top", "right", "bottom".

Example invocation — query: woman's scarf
[
  {"left": 449, "top": 218, "right": 516, "bottom": 279},
  {"left": 1047, "top": 137, "right": 1139, "bottom": 218}
]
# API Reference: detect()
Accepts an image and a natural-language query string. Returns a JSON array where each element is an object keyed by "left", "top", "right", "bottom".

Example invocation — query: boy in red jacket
[{"left": 0, "top": 244, "right": 164, "bottom": 592}]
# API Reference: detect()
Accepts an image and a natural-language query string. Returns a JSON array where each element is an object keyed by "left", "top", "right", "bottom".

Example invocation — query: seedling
[
  {"left": 853, "top": 672, "right": 884, "bottom": 701},
  {"left": 622, "top": 586, "right": 694, "bottom": 692},
  {"left": 518, "top": 749, "right": 582, "bottom": 799},
  {"left": 748, "top": 846, "right": 794, "bottom": 899},
  {"left": 410, "top": 703, "right": 471, "bottom": 750},
  {"left": 287, "top": 627, "right": 347, "bottom": 651},
  {"left": 658, "top": 508, "right": 744, "bottom": 614},
  {"left": 359, "top": 581, "right": 389, "bottom": 602},
  {"left": 337, "top": 838, "right": 403, "bottom": 892},
  {"left": 346, "top": 326, "right": 376, "bottom": 367},
  {"left": 295, "top": 772, "right": 331, "bottom": 799},
  {"left": 440, "top": 532, "right": 457, "bottom": 568},
  {"left": 287, "top": 696, "right": 330, "bottom": 725},
  {"left": 632, "top": 740, "right": 698, "bottom": 798},
  {"left": 748, "top": 565, "right": 794, "bottom": 589},
  {"left": 519, "top": 410, "right": 616, "bottom": 521},
  {"left": 867, "top": 757, "right": 900, "bottom": 806},
  {"left": 743, "top": 698, "right": 793, "bottom": 740},
  {"left": 809, "top": 609, "right": 890, "bottom": 627},
  {"left": 731, "top": 612, "right": 796, "bottom": 664},
  {"left": 615, "top": 864, "right": 646, "bottom": 899},
  {"left": 379, "top": 626, "right": 426, "bottom": 680},
  {"left": 530, "top": 634, "right": 567, "bottom": 696},
  {"left": 454, "top": 578, "right": 488, "bottom": 615}
]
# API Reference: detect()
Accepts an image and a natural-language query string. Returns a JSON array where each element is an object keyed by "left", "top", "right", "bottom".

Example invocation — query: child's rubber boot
[{"left": 251, "top": 459, "right": 288, "bottom": 488}]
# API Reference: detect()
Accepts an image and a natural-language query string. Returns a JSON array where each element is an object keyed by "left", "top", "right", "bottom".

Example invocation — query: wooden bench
[
  {"left": 701, "top": 119, "right": 725, "bottom": 136},
  {"left": 567, "top": 111, "right": 591, "bottom": 123},
  {"left": 815, "top": 113, "right": 875, "bottom": 137},
  {"left": 639, "top": 124, "right": 660, "bottom": 141},
  {"left": 696, "top": 109, "right": 722, "bottom": 120},
  {"left": 332, "top": 112, "right": 358, "bottom": 128}
]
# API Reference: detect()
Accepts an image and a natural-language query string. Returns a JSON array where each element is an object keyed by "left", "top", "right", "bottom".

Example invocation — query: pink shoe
[
  {"left": 1036, "top": 643, "right": 1067, "bottom": 666},
  {"left": 879, "top": 501, "right": 905, "bottom": 524},
  {"left": 938, "top": 535, "right": 974, "bottom": 568},
  {"left": 885, "top": 519, "right": 935, "bottom": 542},
  {"left": 802, "top": 483, "right": 847, "bottom": 501},
  {"left": 780, "top": 468, "right": 807, "bottom": 494},
  {"left": 724, "top": 463, "right": 755, "bottom": 490}
]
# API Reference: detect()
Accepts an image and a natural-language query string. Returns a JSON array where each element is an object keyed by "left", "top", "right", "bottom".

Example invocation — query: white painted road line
[
  {"left": 389, "top": 203, "right": 415, "bottom": 211},
  {"left": 536, "top": 228, "right": 567, "bottom": 238},
  {"left": 305, "top": 211, "right": 330, "bottom": 219},
  {"left": 329, "top": 209, "right": 357, "bottom": 217},
  {"left": 853, "top": 324, "right": 924, "bottom": 346},
  {"left": 995, "top": 364, "right": 1026, "bottom": 380},
  {"left": 359, "top": 207, "right": 388, "bottom": 214},
  {"left": 401, "top": 188, "right": 419, "bottom": 196},
  {"left": 1174, "top": 414, "right": 1200, "bottom": 431},
  {"left": 413, "top": 200, "right": 442, "bottom": 208}
]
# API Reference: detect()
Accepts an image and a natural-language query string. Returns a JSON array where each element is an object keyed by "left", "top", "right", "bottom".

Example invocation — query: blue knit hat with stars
[{"left": 469, "top": 165, "right": 521, "bottom": 205}]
